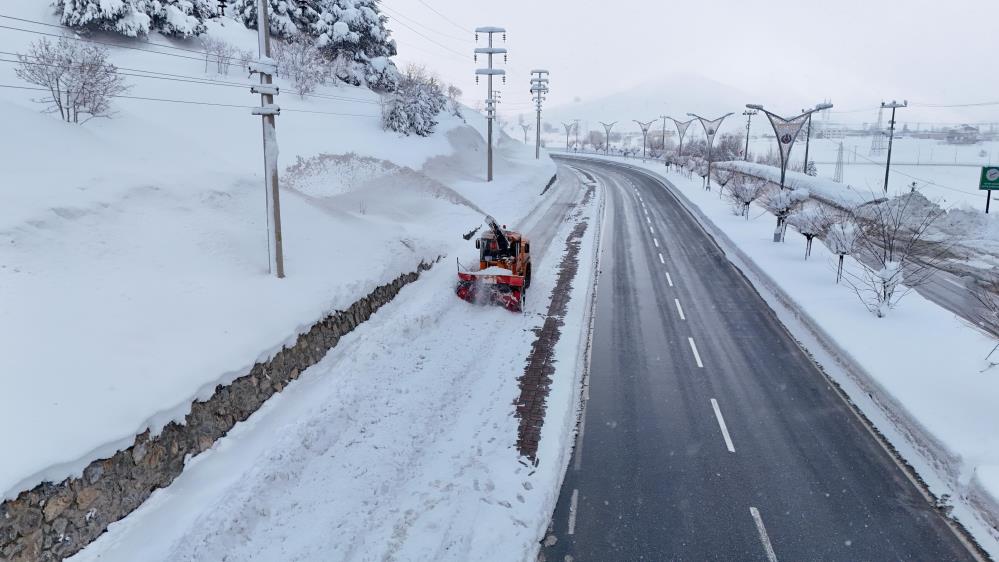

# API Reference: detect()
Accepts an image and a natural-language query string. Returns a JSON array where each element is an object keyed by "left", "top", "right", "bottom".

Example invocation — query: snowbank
[
  {"left": 0, "top": 1, "right": 555, "bottom": 502},
  {"left": 718, "top": 160, "right": 882, "bottom": 210},
  {"left": 558, "top": 153, "right": 999, "bottom": 557}
]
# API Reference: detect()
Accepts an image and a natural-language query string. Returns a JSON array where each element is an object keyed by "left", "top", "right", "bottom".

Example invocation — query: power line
[
  {"left": 0, "top": 83, "right": 379, "bottom": 117},
  {"left": 379, "top": 5, "right": 469, "bottom": 44},
  {"left": 0, "top": 54, "right": 383, "bottom": 105},
  {"left": 382, "top": 11, "right": 468, "bottom": 59},
  {"left": 414, "top": 0, "right": 470, "bottom": 34},
  {"left": 0, "top": 24, "right": 211, "bottom": 62}
]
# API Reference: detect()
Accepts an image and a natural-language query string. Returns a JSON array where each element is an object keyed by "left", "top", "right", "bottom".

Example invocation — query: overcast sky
[{"left": 381, "top": 0, "right": 997, "bottom": 126}]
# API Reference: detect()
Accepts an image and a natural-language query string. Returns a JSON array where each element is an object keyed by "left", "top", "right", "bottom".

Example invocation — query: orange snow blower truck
[{"left": 456, "top": 216, "right": 532, "bottom": 312}]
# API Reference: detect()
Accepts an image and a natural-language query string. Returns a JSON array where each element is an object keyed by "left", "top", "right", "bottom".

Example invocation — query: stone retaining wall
[{"left": 0, "top": 258, "right": 438, "bottom": 562}]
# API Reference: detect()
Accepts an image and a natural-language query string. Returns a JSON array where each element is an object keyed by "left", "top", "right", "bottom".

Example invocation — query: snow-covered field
[
  {"left": 747, "top": 135, "right": 996, "bottom": 210},
  {"left": 558, "top": 153, "right": 999, "bottom": 558},
  {"left": 67, "top": 163, "right": 599, "bottom": 562},
  {"left": 0, "top": 0, "right": 557, "bottom": 507}
]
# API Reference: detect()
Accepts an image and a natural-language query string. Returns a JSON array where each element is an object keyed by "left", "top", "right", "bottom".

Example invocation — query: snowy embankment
[
  {"left": 559, "top": 153, "right": 999, "bottom": 557},
  {"left": 0, "top": 0, "right": 555, "bottom": 504},
  {"left": 717, "top": 160, "right": 882, "bottom": 210},
  {"left": 69, "top": 167, "right": 600, "bottom": 562}
]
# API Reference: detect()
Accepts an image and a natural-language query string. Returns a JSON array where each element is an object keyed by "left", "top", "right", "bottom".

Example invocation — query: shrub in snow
[
  {"left": 201, "top": 37, "right": 239, "bottom": 75},
  {"left": 381, "top": 65, "right": 446, "bottom": 136},
  {"left": 446, "top": 84, "right": 463, "bottom": 120},
  {"left": 787, "top": 205, "right": 831, "bottom": 259},
  {"left": 55, "top": 0, "right": 152, "bottom": 37},
  {"left": 845, "top": 192, "right": 947, "bottom": 317},
  {"left": 726, "top": 175, "right": 767, "bottom": 219},
  {"left": 713, "top": 168, "right": 734, "bottom": 197},
  {"left": 15, "top": 37, "right": 129, "bottom": 123},
  {"left": 825, "top": 218, "right": 858, "bottom": 283},
  {"left": 273, "top": 38, "right": 328, "bottom": 97}
]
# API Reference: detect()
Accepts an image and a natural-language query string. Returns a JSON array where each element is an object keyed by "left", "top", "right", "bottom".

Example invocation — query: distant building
[{"left": 945, "top": 124, "right": 980, "bottom": 145}]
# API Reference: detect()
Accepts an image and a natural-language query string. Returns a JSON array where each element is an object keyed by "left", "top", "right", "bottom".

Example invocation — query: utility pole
[
  {"left": 660, "top": 114, "right": 668, "bottom": 166},
  {"left": 801, "top": 108, "right": 814, "bottom": 175},
  {"left": 742, "top": 109, "right": 757, "bottom": 161},
  {"left": 687, "top": 112, "right": 733, "bottom": 190},
  {"left": 882, "top": 100, "right": 907, "bottom": 193},
  {"left": 562, "top": 121, "right": 574, "bottom": 150},
  {"left": 633, "top": 120, "right": 654, "bottom": 161},
  {"left": 474, "top": 27, "right": 507, "bottom": 182},
  {"left": 668, "top": 117, "right": 695, "bottom": 160},
  {"left": 250, "top": 0, "right": 284, "bottom": 278},
  {"left": 599, "top": 121, "right": 616, "bottom": 155},
  {"left": 530, "top": 69, "right": 549, "bottom": 159}
]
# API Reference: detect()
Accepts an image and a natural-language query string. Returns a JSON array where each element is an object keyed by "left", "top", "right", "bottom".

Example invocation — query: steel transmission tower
[
  {"left": 530, "top": 70, "right": 549, "bottom": 159},
  {"left": 869, "top": 105, "right": 887, "bottom": 155},
  {"left": 834, "top": 141, "right": 844, "bottom": 183},
  {"left": 474, "top": 26, "right": 507, "bottom": 182}
]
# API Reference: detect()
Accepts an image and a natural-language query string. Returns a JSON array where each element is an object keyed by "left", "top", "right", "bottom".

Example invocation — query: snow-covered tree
[
  {"left": 446, "top": 83, "right": 463, "bottom": 119},
  {"left": 726, "top": 175, "right": 767, "bottom": 219},
  {"left": 845, "top": 191, "right": 946, "bottom": 317},
  {"left": 55, "top": 0, "right": 152, "bottom": 37},
  {"left": 763, "top": 186, "right": 809, "bottom": 242},
  {"left": 381, "top": 64, "right": 445, "bottom": 136},
  {"left": 826, "top": 218, "right": 859, "bottom": 283},
  {"left": 787, "top": 205, "right": 831, "bottom": 259},
  {"left": 15, "top": 37, "right": 129, "bottom": 123},
  {"left": 147, "top": 0, "right": 217, "bottom": 37},
  {"left": 230, "top": 0, "right": 315, "bottom": 39},
  {"left": 273, "top": 38, "right": 328, "bottom": 97}
]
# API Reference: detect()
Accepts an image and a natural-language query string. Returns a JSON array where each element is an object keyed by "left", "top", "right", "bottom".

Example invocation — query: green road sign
[{"left": 981, "top": 166, "right": 999, "bottom": 190}]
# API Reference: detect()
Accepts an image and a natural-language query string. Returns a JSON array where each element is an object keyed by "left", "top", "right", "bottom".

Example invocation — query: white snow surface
[
  {"left": 558, "top": 152, "right": 999, "bottom": 557},
  {"left": 0, "top": 1, "right": 557, "bottom": 502},
  {"left": 469, "top": 266, "right": 513, "bottom": 276},
  {"left": 69, "top": 168, "right": 600, "bottom": 562}
]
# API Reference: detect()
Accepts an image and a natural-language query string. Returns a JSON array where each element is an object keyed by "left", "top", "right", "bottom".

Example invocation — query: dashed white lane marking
[
  {"left": 649, "top": 226, "right": 654, "bottom": 234},
  {"left": 710, "top": 398, "right": 735, "bottom": 452},
  {"left": 654, "top": 238, "right": 660, "bottom": 248},
  {"left": 674, "top": 298, "right": 686, "bottom": 320},
  {"left": 666, "top": 272, "right": 674, "bottom": 287},
  {"left": 646, "top": 216, "right": 651, "bottom": 224},
  {"left": 658, "top": 253, "right": 665, "bottom": 264},
  {"left": 750, "top": 507, "right": 779, "bottom": 562},
  {"left": 688, "top": 337, "right": 704, "bottom": 368},
  {"left": 568, "top": 489, "right": 580, "bottom": 535}
]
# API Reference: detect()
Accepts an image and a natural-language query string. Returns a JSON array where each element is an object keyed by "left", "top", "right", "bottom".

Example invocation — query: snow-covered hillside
[{"left": 0, "top": 1, "right": 555, "bottom": 502}]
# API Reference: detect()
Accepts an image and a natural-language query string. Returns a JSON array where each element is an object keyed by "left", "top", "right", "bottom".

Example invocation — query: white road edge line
[
  {"left": 666, "top": 272, "right": 673, "bottom": 287},
  {"left": 658, "top": 253, "right": 665, "bottom": 264},
  {"left": 654, "top": 238, "right": 660, "bottom": 248},
  {"left": 674, "top": 298, "right": 686, "bottom": 320},
  {"left": 750, "top": 507, "right": 779, "bottom": 562},
  {"left": 688, "top": 337, "right": 703, "bottom": 368},
  {"left": 574, "top": 402, "right": 587, "bottom": 471},
  {"left": 568, "top": 489, "right": 580, "bottom": 535},
  {"left": 710, "top": 398, "right": 735, "bottom": 452}
]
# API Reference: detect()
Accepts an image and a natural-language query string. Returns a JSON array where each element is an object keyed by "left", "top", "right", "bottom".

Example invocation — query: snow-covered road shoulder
[{"left": 69, "top": 165, "right": 603, "bottom": 562}]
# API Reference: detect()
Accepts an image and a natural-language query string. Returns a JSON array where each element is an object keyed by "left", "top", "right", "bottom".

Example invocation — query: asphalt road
[{"left": 541, "top": 157, "right": 977, "bottom": 561}]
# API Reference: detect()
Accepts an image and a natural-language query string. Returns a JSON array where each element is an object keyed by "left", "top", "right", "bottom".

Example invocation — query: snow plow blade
[{"left": 456, "top": 271, "right": 525, "bottom": 312}]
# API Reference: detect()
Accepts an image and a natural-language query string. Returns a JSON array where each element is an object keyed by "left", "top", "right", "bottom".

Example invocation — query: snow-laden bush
[
  {"left": 381, "top": 65, "right": 446, "bottom": 136},
  {"left": 845, "top": 192, "right": 946, "bottom": 317},
  {"left": 762, "top": 187, "right": 809, "bottom": 242},
  {"left": 726, "top": 175, "right": 767, "bottom": 218},
  {"left": 273, "top": 38, "right": 328, "bottom": 97},
  {"left": 148, "top": 0, "right": 216, "bottom": 37},
  {"left": 446, "top": 84, "right": 463, "bottom": 120},
  {"left": 15, "top": 37, "right": 129, "bottom": 123},
  {"left": 826, "top": 218, "right": 859, "bottom": 283},
  {"left": 787, "top": 205, "right": 831, "bottom": 259}
]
